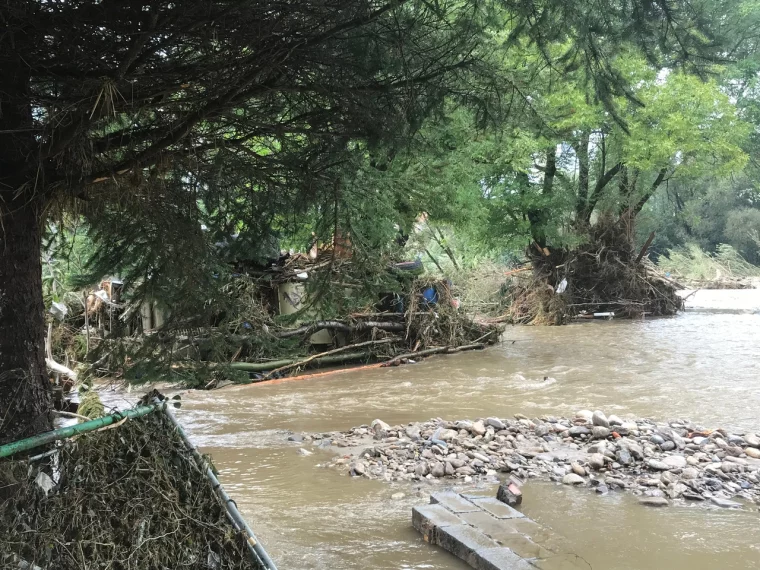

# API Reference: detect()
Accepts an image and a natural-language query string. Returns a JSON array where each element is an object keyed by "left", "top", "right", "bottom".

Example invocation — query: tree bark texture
[
  {"left": 0, "top": 200, "right": 53, "bottom": 444},
  {"left": 0, "top": 36, "right": 53, "bottom": 443}
]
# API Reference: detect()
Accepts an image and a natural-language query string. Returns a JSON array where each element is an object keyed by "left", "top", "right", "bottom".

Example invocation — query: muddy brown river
[{"left": 106, "top": 290, "right": 760, "bottom": 569}]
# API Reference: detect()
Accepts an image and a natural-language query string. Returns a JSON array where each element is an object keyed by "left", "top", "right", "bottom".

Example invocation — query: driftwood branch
[
  {"left": 46, "top": 358, "right": 78, "bottom": 381},
  {"left": 262, "top": 337, "right": 398, "bottom": 379},
  {"left": 381, "top": 343, "right": 486, "bottom": 367},
  {"left": 275, "top": 320, "right": 404, "bottom": 338}
]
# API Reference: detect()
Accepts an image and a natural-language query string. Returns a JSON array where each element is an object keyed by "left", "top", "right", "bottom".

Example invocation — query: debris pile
[
  {"left": 0, "top": 411, "right": 264, "bottom": 570},
  {"left": 506, "top": 222, "right": 684, "bottom": 324}
]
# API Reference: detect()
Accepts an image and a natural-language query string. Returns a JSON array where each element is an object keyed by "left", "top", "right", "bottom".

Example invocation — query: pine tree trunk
[
  {"left": 0, "top": 199, "right": 53, "bottom": 444},
  {"left": 0, "top": 42, "right": 53, "bottom": 444}
]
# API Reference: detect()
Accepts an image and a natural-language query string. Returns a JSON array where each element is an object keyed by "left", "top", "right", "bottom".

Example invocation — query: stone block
[
  {"left": 468, "top": 496, "right": 525, "bottom": 519},
  {"left": 504, "top": 518, "right": 553, "bottom": 544},
  {"left": 412, "top": 504, "right": 464, "bottom": 543},
  {"left": 473, "top": 547, "right": 535, "bottom": 570},
  {"left": 430, "top": 490, "right": 482, "bottom": 513},
  {"left": 435, "top": 523, "right": 500, "bottom": 565},
  {"left": 492, "top": 534, "right": 551, "bottom": 560},
  {"left": 458, "top": 510, "right": 521, "bottom": 542}
]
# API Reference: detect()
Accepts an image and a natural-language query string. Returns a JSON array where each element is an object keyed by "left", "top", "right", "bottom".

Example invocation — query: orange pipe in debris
[
  {"left": 503, "top": 266, "right": 531, "bottom": 277},
  {"left": 248, "top": 362, "right": 384, "bottom": 386}
]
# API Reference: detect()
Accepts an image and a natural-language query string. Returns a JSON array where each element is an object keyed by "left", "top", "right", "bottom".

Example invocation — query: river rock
[
  {"left": 639, "top": 497, "right": 669, "bottom": 507},
  {"left": 405, "top": 425, "right": 421, "bottom": 440},
  {"left": 608, "top": 414, "right": 624, "bottom": 426},
  {"left": 681, "top": 468, "right": 699, "bottom": 480},
  {"left": 471, "top": 421, "right": 487, "bottom": 436},
  {"left": 606, "top": 477, "right": 627, "bottom": 489},
  {"left": 351, "top": 461, "right": 366, "bottom": 476},
  {"left": 535, "top": 423, "right": 552, "bottom": 437},
  {"left": 575, "top": 410, "right": 594, "bottom": 423},
  {"left": 571, "top": 462, "right": 586, "bottom": 477},
  {"left": 661, "top": 455, "right": 687, "bottom": 469},
  {"left": 710, "top": 497, "right": 742, "bottom": 509},
  {"left": 592, "top": 411, "right": 610, "bottom": 428},
  {"left": 288, "top": 433, "right": 304, "bottom": 442},
  {"left": 562, "top": 473, "right": 585, "bottom": 485},
  {"left": 431, "top": 462, "right": 445, "bottom": 478},
  {"left": 660, "top": 441, "right": 676, "bottom": 452},
  {"left": 589, "top": 453, "right": 606, "bottom": 470},
  {"left": 445, "top": 461, "right": 456, "bottom": 476},
  {"left": 487, "top": 417, "right": 506, "bottom": 430},
  {"left": 721, "top": 462, "right": 740, "bottom": 473},
  {"left": 623, "top": 441, "right": 644, "bottom": 460},
  {"left": 745, "top": 433, "right": 760, "bottom": 448},
  {"left": 616, "top": 449, "right": 633, "bottom": 466},
  {"left": 449, "top": 458, "right": 465, "bottom": 469},
  {"left": 472, "top": 452, "right": 491, "bottom": 463},
  {"left": 648, "top": 459, "right": 670, "bottom": 471},
  {"left": 661, "top": 471, "right": 678, "bottom": 486},
  {"left": 391, "top": 492, "right": 405, "bottom": 500},
  {"left": 569, "top": 426, "right": 591, "bottom": 437},
  {"left": 745, "top": 447, "right": 760, "bottom": 459},
  {"left": 439, "top": 429, "right": 458, "bottom": 441},
  {"left": 592, "top": 426, "right": 610, "bottom": 440},
  {"left": 414, "top": 462, "right": 429, "bottom": 477},
  {"left": 297, "top": 448, "right": 313, "bottom": 456},
  {"left": 650, "top": 434, "right": 665, "bottom": 445},
  {"left": 371, "top": 419, "right": 390, "bottom": 431}
]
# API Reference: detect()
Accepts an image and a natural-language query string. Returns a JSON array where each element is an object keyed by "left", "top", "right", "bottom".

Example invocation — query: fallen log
[
  {"left": 381, "top": 343, "right": 486, "bottom": 367},
  {"left": 261, "top": 337, "right": 398, "bottom": 379},
  {"left": 275, "top": 320, "right": 405, "bottom": 338},
  {"left": 228, "top": 351, "right": 374, "bottom": 373}
]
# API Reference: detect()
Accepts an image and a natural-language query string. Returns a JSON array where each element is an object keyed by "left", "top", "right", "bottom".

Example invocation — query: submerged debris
[
  {"left": 0, "top": 412, "right": 264, "bottom": 570},
  {"left": 306, "top": 411, "right": 760, "bottom": 508}
]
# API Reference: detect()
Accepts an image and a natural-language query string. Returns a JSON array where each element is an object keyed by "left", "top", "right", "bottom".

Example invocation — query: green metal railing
[{"left": 0, "top": 404, "right": 161, "bottom": 459}]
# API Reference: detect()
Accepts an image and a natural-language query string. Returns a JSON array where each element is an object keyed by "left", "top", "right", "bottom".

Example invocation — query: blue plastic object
[{"left": 421, "top": 286, "right": 438, "bottom": 305}]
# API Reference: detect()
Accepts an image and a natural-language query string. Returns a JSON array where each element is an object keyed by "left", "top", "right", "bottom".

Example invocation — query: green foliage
[
  {"left": 77, "top": 390, "right": 105, "bottom": 420},
  {"left": 658, "top": 243, "right": 760, "bottom": 282}
]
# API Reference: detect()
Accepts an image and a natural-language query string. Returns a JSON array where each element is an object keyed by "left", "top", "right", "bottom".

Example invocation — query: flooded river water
[{"left": 108, "top": 289, "right": 760, "bottom": 569}]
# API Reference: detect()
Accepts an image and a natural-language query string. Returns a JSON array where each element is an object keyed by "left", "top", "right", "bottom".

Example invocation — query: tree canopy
[{"left": 1, "top": 0, "right": 759, "bottom": 441}]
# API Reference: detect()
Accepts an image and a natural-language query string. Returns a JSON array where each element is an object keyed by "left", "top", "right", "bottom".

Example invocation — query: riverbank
[{"left": 299, "top": 410, "right": 760, "bottom": 509}]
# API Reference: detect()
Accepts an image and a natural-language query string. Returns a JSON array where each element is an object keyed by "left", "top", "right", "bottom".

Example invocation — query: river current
[{"left": 104, "top": 289, "right": 760, "bottom": 569}]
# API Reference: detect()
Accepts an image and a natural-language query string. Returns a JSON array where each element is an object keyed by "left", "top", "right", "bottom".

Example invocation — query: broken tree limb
[
  {"left": 381, "top": 343, "right": 486, "bottom": 367},
  {"left": 635, "top": 231, "right": 656, "bottom": 263},
  {"left": 274, "top": 320, "right": 405, "bottom": 338},
  {"left": 46, "top": 358, "right": 78, "bottom": 382},
  {"left": 228, "top": 351, "right": 373, "bottom": 373},
  {"left": 262, "top": 337, "right": 398, "bottom": 379}
]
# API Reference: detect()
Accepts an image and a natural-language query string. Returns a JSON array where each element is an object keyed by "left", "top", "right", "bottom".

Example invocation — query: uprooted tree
[{"left": 0, "top": 0, "right": 738, "bottom": 442}]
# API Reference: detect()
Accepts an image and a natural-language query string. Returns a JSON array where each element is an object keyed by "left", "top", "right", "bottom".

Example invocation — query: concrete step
[{"left": 413, "top": 491, "right": 586, "bottom": 570}]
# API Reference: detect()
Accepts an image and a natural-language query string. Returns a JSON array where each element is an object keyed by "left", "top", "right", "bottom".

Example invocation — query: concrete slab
[
  {"left": 474, "top": 547, "right": 535, "bottom": 570},
  {"left": 458, "top": 510, "right": 521, "bottom": 541},
  {"left": 494, "top": 534, "right": 552, "bottom": 560},
  {"left": 430, "top": 490, "right": 482, "bottom": 513},
  {"left": 501, "top": 518, "right": 552, "bottom": 543},
  {"left": 412, "top": 504, "right": 464, "bottom": 543},
  {"left": 469, "top": 497, "right": 525, "bottom": 519},
  {"left": 435, "top": 523, "right": 500, "bottom": 566},
  {"left": 414, "top": 490, "right": 581, "bottom": 570}
]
